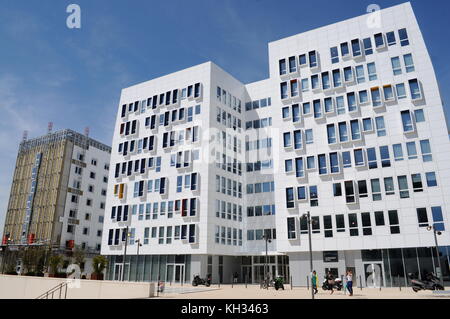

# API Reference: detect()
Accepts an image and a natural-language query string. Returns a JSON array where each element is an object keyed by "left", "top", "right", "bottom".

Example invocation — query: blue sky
[{"left": 1, "top": 0, "right": 449, "bottom": 238}]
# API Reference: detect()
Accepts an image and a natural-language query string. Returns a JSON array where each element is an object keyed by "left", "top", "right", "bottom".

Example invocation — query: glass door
[
  {"left": 242, "top": 265, "right": 252, "bottom": 283},
  {"left": 114, "top": 264, "right": 123, "bottom": 281},
  {"left": 364, "top": 263, "right": 384, "bottom": 288},
  {"left": 175, "top": 264, "right": 184, "bottom": 283}
]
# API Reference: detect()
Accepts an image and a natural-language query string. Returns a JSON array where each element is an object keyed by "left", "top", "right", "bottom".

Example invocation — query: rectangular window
[
  {"left": 286, "top": 188, "right": 295, "bottom": 209},
  {"left": 290, "top": 80, "right": 299, "bottom": 97},
  {"left": 345, "top": 181, "right": 356, "bottom": 203},
  {"left": 383, "top": 85, "right": 394, "bottom": 101},
  {"left": 330, "top": 153, "right": 339, "bottom": 174},
  {"left": 340, "top": 42, "right": 350, "bottom": 57},
  {"left": 347, "top": 92, "right": 357, "bottom": 113},
  {"left": 307, "top": 156, "right": 315, "bottom": 170},
  {"left": 305, "top": 129, "right": 313, "bottom": 144},
  {"left": 363, "top": 37, "right": 373, "bottom": 55},
  {"left": 287, "top": 217, "right": 297, "bottom": 239},
  {"left": 355, "top": 65, "right": 365, "bottom": 83},
  {"left": 289, "top": 56, "right": 297, "bottom": 73},
  {"left": 343, "top": 67, "right": 354, "bottom": 83},
  {"left": 299, "top": 54, "right": 307, "bottom": 66},
  {"left": 324, "top": 216, "right": 333, "bottom": 238},
  {"left": 333, "top": 183, "right": 342, "bottom": 197},
  {"left": 293, "top": 130, "right": 302, "bottom": 149},
  {"left": 374, "top": 33, "right": 385, "bottom": 48},
  {"left": 280, "top": 82, "right": 288, "bottom": 99},
  {"left": 403, "top": 54, "right": 415, "bottom": 73},
  {"left": 295, "top": 157, "right": 304, "bottom": 178},
  {"left": 414, "top": 109, "right": 425, "bottom": 123},
  {"left": 398, "top": 28, "right": 409, "bottom": 46},
  {"left": 309, "top": 51, "right": 317, "bottom": 68},
  {"left": 417, "top": 208, "right": 429, "bottom": 227},
  {"left": 374, "top": 211, "right": 385, "bottom": 226},
  {"left": 279, "top": 59, "right": 286, "bottom": 75},
  {"left": 318, "top": 154, "right": 327, "bottom": 175},
  {"left": 359, "top": 90, "right": 369, "bottom": 104},
  {"left": 398, "top": 176, "right": 409, "bottom": 199},
  {"left": 362, "top": 213, "right": 372, "bottom": 236},
  {"left": 303, "top": 102, "right": 311, "bottom": 115},
  {"left": 406, "top": 142, "right": 418, "bottom": 160},
  {"left": 380, "top": 146, "right": 391, "bottom": 167},
  {"left": 297, "top": 186, "right": 307, "bottom": 200},
  {"left": 401, "top": 110, "right": 414, "bottom": 133},
  {"left": 343, "top": 151, "right": 351, "bottom": 168},
  {"left": 338, "top": 122, "right": 349, "bottom": 143},
  {"left": 371, "top": 87, "right": 382, "bottom": 107},
  {"left": 330, "top": 47, "right": 339, "bottom": 64},
  {"left": 367, "top": 148, "right": 377, "bottom": 169},
  {"left": 336, "top": 96, "right": 345, "bottom": 115},
  {"left": 311, "top": 75, "right": 319, "bottom": 90},
  {"left": 386, "top": 31, "right": 396, "bottom": 46},
  {"left": 420, "top": 139, "right": 432, "bottom": 162},
  {"left": 285, "top": 159, "right": 293, "bottom": 173},
  {"left": 351, "top": 39, "right": 361, "bottom": 57},
  {"left": 388, "top": 210, "right": 400, "bottom": 234},
  {"left": 426, "top": 172, "right": 437, "bottom": 187},
  {"left": 336, "top": 215, "right": 345, "bottom": 232},
  {"left": 411, "top": 173, "right": 423, "bottom": 192},
  {"left": 348, "top": 214, "right": 358, "bottom": 236},
  {"left": 409, "top": 79, "right": 422, "bottom": 100},
  {"left": 354, "top": 149, "right": 365, "bottom": 167},
  {"left": 367, "top": 62, "right": 377, "bottom": 81},
  {"left": 313, "top": 100, "right": 322, "bottom": 118},
  {"left": 322, "top": 72, "right": 331, "bottom": 90},
  {"left": 393, "top": 144, "right": 404, "bottom": 161},
  {"left": 283, "top": 132, "right": 292, "bottom": 148},
  {"left": 327, "top": 124, "right": 337, "bottom": 144},
  {"left": 362, "top": 118, "right": 373, "bottom": 132},
  {"left": 358, "top": 180, "right": 368, "bottom": 198},
  {"left": 375, "top": 116, "right": 386, "bottom": 137},
  {"left": 350, "top": 120, "right": 361, "bottom": 140},
  {"left": 432, "top": 207, "right": 445, "bottom": 231},
  {"left": 384, "top": 177, "right": 395, "bottom": 195},
  {"left": 371, "top": 179, "right": 382, "bottom": 201},
  {"left": 323, "top": 97, "right": 334, "bottom": 114},
  {"left": 332, "top": 69, "right": 342, "bottom": 88}
]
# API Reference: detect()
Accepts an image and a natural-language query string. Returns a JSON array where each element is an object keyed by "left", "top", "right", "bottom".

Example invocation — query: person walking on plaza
[
  {"left": 346, "top": 270, "right": 353, "bottom": 297},
  {"left": 311, "top": 270, "right": 318, "bottom": 294},
  {"left": 326, "top": 271, "right": 335, "bottom": 295}
]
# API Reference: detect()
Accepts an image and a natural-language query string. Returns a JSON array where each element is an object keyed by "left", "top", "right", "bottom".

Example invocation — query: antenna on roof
[
  {"left": 47, "top": 122, "right": 53, "bottom": 134},
  {"left": 22, "top": 130, "right": 28, "bottom": 142}
]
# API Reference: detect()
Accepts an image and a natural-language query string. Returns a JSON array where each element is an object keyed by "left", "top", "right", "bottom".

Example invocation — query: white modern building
[{"left": 102, "top": 2, "right": 450, "bottom": 287}]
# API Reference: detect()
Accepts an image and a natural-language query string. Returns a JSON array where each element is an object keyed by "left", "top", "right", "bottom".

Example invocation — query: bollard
[
  {"left": 231, "top": 275, "right": 233, "bottom": 288},
  {"left": 341, "top": 275, "right": 345, "bottom": 295},
  {"left": 245, "top": 275, "right": 247, "bottom": 288},
  {"left": 359, "top": 275, "right": 362, "bottom": 291},
  {"left": 398, "top": 275, "right": 401, "bottom": 291},
  {"left": 290, "top": 275, "right": 293, "bottom": 290},
  {"left": 307, "top": 276, "right": 309, "bottom": 290}
]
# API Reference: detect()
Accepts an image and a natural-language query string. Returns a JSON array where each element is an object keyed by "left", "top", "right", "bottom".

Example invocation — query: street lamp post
[
  {"left": 121, "top": 226, "right": 129, "bottom": 282},
  {"left": 262, "top": 232, "right": 272, "bottom": 289},
  {"left": 135, "top": 239, "right": 142, "bottom": 282},
  {"left": 302, "top": 211, "right": 314, "bottom": 300},
  {"left": 427, "top": 225, "right": 445, "bottom": 289}
]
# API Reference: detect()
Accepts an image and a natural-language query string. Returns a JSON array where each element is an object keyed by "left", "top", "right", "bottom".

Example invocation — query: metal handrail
[{"left": 35, "top": 282, "right": 68, "bottom": 299}]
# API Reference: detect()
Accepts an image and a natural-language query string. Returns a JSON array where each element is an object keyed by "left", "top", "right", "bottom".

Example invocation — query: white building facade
[{"left": 102, "top": 2, "right": 450, "bottom": 286}]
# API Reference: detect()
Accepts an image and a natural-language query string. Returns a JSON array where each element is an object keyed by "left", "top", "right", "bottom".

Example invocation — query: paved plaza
[{"left": 155, "top": 284, "right": 450, "bottom": 300}]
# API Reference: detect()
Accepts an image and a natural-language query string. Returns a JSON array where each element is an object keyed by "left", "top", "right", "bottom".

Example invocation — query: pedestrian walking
[
  {"left": 233, "top": 272, "right": 239, "bottom": 283},
  {"left": 311, "top": 270, "right": 318, "bottom": 294},
  {"left": 346, "top": 270, "right": 353, "bottom": 296},
  {"left": 326, "top": 271, "right": 335, "bottom": 295}
]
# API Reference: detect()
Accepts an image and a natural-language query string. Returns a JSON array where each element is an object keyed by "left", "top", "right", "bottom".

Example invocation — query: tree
[
  {"left": 91, "top": 255, "right": 108, "bottom": 280},
  {"left": 48, "top": 255, "right": 63, "bottom": 276},
  {"left": 72, "top": 246, "right": 85, "bottom": 272}
]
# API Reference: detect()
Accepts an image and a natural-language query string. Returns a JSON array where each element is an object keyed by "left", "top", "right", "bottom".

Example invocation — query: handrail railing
[{"left": 35, "top": 282, "right": 68, "bottom": 299}]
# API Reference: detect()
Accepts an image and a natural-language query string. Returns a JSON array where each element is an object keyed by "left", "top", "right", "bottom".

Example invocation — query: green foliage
[
  {"left": 92, "top": 255, "right": 108, "bottom": 275},
  {"left": 48, "top": 255, "right": 63, "bottom": 275},
  {"left": 72, "top": 247, "right": 86, "bottom": 271}
]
